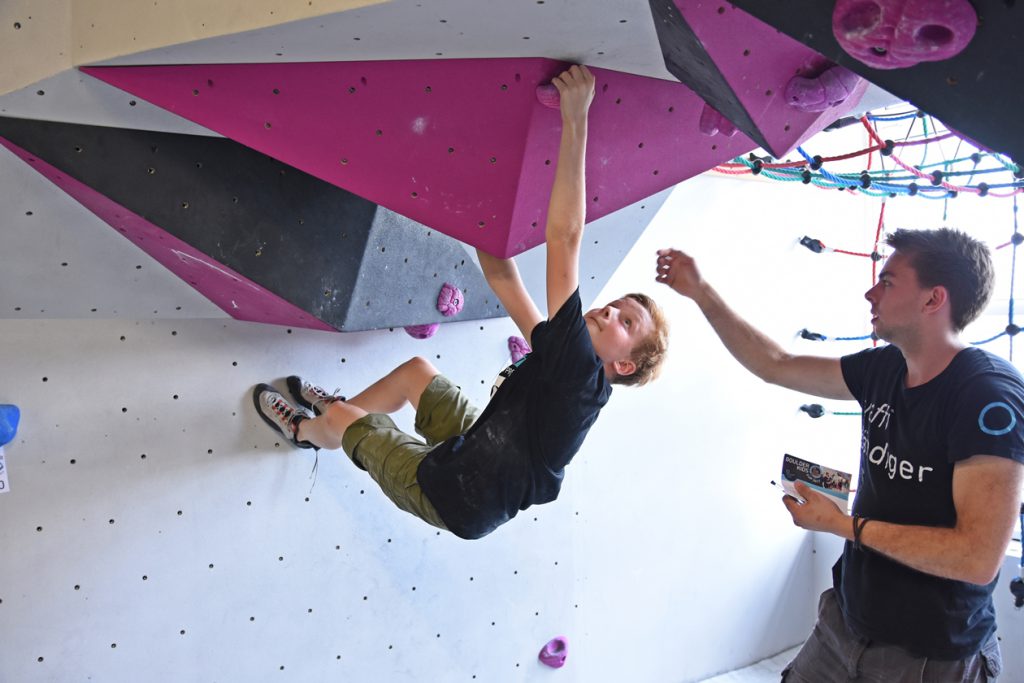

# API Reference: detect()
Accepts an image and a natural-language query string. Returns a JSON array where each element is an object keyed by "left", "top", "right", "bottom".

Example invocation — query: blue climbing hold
[{"left": 0, "top": 404, "right": 20, "bottom": 446}]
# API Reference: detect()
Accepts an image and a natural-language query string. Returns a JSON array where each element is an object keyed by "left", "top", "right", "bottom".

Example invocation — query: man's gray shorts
[{"left": 782, "top": 588, "right": 1002, "bottom": 682}]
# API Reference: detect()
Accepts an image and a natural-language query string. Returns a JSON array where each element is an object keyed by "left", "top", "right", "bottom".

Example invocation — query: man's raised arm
[{"left": 656, "top": 248, "right": 852, "bottom": 400}]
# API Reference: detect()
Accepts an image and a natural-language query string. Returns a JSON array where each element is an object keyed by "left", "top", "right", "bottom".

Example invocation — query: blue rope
[
  {"left": 971, "top": 331, "right": 1007, "bottom": 346},
  {"left": 867, "top": 112, "right": 920, "bottom": 122}
]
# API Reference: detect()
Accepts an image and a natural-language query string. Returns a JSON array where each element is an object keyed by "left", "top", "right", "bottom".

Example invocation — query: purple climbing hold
[
  {"left": 698, "top": 103, "right": 737, "bottom": 138},
  {"left": 538, "top": 636, "right": 568, "bottom": 668},
  {"left": 508, "top": 336, "right": 531, "bottom": 362},
  {"left": 437, "top": 282, "right": 464, "bottom": 317},
  {"left": 404, "top": 323, "right": 439, "bottom": 339},
  {"left": 784, "top": 65, "right": 862, "bottom": 113},
  {"left": 832, "top": 0, "right": 978, "bottom": 70},
  {"left": 536, "top": 83, "right": 560, "bottom": 109}
]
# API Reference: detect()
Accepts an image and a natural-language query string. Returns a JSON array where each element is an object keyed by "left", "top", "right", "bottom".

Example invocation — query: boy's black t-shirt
[
  {"left": 416, "top": 289, "right": 612, "bottom": 539},
  {"left": 837, "top": 344, "right": 1024, "bottom": 659}
]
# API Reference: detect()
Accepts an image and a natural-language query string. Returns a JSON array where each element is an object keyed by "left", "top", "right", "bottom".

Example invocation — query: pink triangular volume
[
  {"left": 0, "top": 136, "right": 334, "bottom": 330},
  {"left": 83, "top": 59, "right": 758, "bottom": 257}
]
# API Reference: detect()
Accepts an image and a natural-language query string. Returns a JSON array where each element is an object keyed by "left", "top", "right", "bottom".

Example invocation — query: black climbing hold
[
  {"left": 751, "top": 159, "right": 764, "bottom": 175},
  {"left": 930, "top": 170, "right": 943, "bottom": 186},
  {"left": 800, "top": 404, "right": 826, "bottom": 418},
  {"left": 908, "top": 183, "right": 919, "bottom": 196},
  {"left": 880, "top": 140, "right": 895, "bottom": 157},
  {"left": 1007, "top": 323, "right": 1021, "bottom": 337},
  {"left": 859, "top": 172, "right": 871, "bottom": 189},
  {"left": 1011, "top": 233, "right": 1024, "bottom": 246},
  {"left": 976, "top": 182, "right": 989, "bottom": 197},
  {"left": 799, "top": 328, "right": 826, "bottom": 341},
  {"left": 799, "top": 236, "right": 825, "bottom": 253},
  {"left": 870, "top": 251, "right": 883, "bottom": 262},
  {"left": 801, "top": 169, "right": 812, "bottom": 184},
  {"left": 970, "top": 152, "right": 981, "bottom": 165},
  {"left": 810, "top": 155, "right": 823, "bottom": 171}
]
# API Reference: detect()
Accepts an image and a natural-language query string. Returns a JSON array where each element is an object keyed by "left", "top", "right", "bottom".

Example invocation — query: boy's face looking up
[{"left": 584, "top": 297, "right": 653, "bottom": 380}]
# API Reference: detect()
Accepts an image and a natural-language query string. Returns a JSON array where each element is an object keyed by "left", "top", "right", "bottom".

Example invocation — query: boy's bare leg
[{"left": 295, "top": 356, "right": 440, "bottom": 449}]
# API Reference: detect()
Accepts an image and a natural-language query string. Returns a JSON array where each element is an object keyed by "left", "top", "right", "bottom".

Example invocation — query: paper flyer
[
  {"left": 0, "top": 446, "right": 8, "bottom": 493},
  {"left": 780, "top": 453, "right": 851, "bottom": 511}
]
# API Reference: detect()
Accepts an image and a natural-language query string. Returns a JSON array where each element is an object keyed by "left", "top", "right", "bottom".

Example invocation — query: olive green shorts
[{"left": 340, "top": 375, "right": 480, "bottom": 531}]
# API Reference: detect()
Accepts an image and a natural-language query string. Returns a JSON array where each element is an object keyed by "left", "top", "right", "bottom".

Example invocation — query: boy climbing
[{"left": 252, "top": 65, "right": 669, "bottom": 539}]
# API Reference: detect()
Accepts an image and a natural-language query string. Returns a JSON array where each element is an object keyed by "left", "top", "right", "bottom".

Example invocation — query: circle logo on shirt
[{"left": 978, "top": 401, "right": 1016, "bottom": 436}]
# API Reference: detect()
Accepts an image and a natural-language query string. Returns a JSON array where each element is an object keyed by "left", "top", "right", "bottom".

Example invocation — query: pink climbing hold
[
  {"left": 437, "top": 282, "right": 464, "bottom": 317},
  {"left": 404, "top": 323, "right": 439, "bottom": 339},
  {"left": 538, "top": 636, "right": 568, "bottom": 668},
  {"left": 784, "top": 65, "right": 862, "bottom": 113},
  {"left": 698, "top": 103, "right": 737, "bottom": 138},
  {"left": 536, "top": 83, "right": 560, "bottom": 110},
  {"left": 508, "top": 336, "right": 532, "bottom": 362},
  {"left": 832, "top": 0, "right": 978, "bottom": 70}
]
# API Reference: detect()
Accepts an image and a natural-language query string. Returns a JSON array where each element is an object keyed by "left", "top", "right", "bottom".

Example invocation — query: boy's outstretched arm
[
  {"left": 545, "top": 65, "right": 595, "bottom": 317},
  {"left": 476, "top": 248, "right": 544, "bottom": 346}
]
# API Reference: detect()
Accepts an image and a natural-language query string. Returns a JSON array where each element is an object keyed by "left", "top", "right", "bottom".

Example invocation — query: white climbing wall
[
  {"left": 4, "top": 139, "right": 1024, "bottom": 679},
  {"left": 3, "top": 1, "right": 1023, "bottom": 681}
]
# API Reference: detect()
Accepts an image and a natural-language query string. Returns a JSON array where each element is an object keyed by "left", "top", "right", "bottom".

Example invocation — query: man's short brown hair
[{"left": 612, "top": 292, "right": 669, "bottom": 387}]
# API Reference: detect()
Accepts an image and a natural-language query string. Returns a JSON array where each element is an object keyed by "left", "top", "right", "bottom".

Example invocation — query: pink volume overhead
[
  {"left": 676, "top": 2, "right": 869, "bottom": 155},
  {"left": 0, "top": 136, "right": 334, "bottom": 331},
  {"left": 82, "top": 59, "right": 759, "bottom": 257}
]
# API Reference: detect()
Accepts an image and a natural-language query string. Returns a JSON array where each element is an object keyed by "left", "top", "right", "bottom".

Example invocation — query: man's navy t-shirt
[
  {"left": 838, "top": 344, "right": 1024, "bottom": 659},
  {"left": 416, "top": 290, "right": 612, "bottom": 539}
]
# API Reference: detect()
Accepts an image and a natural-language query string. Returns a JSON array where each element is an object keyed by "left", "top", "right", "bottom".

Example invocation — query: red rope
[{"left": 859, "top": 117, "right": 980, "bottom": 195}]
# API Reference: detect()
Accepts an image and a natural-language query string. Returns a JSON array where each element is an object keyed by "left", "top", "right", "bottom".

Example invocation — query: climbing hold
[
  {"left": 538, "top": 636, "right": 568, "bottom": 668},
  {"left": 698, "top": 103, "right": 738, "bottom": 137},
  {"left": 799, "top": 236, "right": 826, "bottom": 253},
  {"left": 784, "top": 65, "right": 862, "bottom": 113},
  {"left": 404, "top": 323, "right": 439, "bottom": 339},
  {"left": 536, "top": 84, "right": 560, "bottom": 110},
  {"left": 832, "top": 0, "right": 978, "bottom": 70},
  {"left": 800, "top": 404, "right": 826, "bottom": 418},
  {"left": 508, "top": 336, "right": 532, "bottom": 362},
  {"left": 437, "top": 283, "right": 464, "bottom": 317},
  {"left": 0, "top": 405, "right": 20, "bottom": 447},
  {"left": 880, "top": 139, "right": 895, "bottom": 156},
  {"left": 799, "top": 329, "right": 827, "bottom": 341}
]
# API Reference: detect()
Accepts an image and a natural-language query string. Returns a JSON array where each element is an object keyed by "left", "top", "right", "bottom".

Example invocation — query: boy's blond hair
[{"left": 611, "top": 292, "right": 669, "bottom": 387}]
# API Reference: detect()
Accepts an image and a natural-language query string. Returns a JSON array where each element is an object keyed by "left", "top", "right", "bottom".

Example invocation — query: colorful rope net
[
  {"left": 749, "top": 113, "right": 1023, "bottom": 417},
  {"left": 713, "top": 112, "right": 1023, "bottom": 200}
]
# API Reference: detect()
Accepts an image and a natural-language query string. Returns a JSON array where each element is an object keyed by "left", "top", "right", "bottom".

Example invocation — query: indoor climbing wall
[{"left": 3, "top": 0, "right": 1021, "bottom": 681}]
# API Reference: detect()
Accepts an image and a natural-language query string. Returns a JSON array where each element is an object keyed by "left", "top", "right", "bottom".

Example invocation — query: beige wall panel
[
  {"left": 0, "top": 1, "right": 72, "bottom": 96},
  {"left": 72, "top": 0, "right": 389, "bottom": 65}
]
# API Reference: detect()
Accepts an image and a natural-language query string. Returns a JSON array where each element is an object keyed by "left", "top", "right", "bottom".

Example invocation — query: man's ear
[
  {"left": 613, "top": 358, "right": 637, "bottom": 377},
  {"left": 924, "top": 286, "right": 949, "bottom": 313}
]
